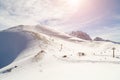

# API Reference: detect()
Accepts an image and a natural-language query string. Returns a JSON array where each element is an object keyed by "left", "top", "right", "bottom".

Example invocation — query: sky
[{"left": 0, "top": 0, "right": 120, "bottom": 42}]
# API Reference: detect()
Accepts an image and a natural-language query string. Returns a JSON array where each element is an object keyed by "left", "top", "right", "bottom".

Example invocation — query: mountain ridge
[{"left": 69, "top": 30, "right": 120, "bottom": 44}]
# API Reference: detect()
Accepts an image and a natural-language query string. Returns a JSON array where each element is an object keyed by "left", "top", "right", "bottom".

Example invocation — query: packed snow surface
[{"left": 0, "top": 25, "right": 120, "bottom": 80}]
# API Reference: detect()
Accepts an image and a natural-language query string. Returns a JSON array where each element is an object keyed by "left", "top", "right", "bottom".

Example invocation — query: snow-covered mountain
[
  {"left": 69, "top": 31, "right": 120, "bottom": 44},
  {"left": 0, "top": 25, "right": 120, "bottom": 80},
  {"left": 94, "top": 37, "right": 120, "bottom": 44},
  {"left": 69, "top": 31, "right": 92, "bottom": 40},
  {"left": 94, "top": 37, "right": 106, "bottom": 41}
]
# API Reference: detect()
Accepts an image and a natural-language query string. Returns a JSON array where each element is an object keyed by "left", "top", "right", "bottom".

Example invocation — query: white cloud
[
  {"left": 0, "top": 10, "right": 38, "bottom": 30},
  {"left": 0, "top": 0, "right": 78, "bottom": 30}
]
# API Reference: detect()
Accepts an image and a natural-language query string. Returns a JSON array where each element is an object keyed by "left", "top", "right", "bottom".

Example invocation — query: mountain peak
[{"left": 69, "top": 31, "right": 92, "bottom": 40}]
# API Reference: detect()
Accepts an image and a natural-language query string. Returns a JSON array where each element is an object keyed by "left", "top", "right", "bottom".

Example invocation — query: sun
[
  {"left": 67, "top": 0, "right": 81, "bottom": 8},
  {"left": 63, "top": 0, "right": 86, "bottom": 13}
]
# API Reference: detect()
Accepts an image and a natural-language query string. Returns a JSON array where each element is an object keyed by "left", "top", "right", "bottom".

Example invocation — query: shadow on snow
[{"left": 0, "top": 31, "right": 32, "bottom": 69}]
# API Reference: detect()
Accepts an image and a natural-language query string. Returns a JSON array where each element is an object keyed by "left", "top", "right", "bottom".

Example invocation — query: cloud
[
  {"left": 0, "top": 0, "right": 77, "bottom": 30},
  {"left": 0, "top": 10, "right": 38, "bottom": 30}
]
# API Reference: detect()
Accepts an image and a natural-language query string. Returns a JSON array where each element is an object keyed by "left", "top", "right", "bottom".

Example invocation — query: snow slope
[{"left": 0, "top": 25, "right": 120, "bottom": 80}]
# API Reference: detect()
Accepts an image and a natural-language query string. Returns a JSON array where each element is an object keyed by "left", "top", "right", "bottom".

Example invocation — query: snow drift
[{"left": 0, "top": 31, "right": 36, "bottom": 68}]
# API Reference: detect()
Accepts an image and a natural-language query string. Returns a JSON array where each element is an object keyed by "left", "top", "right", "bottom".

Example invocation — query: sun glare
[{"left": 67, "top": 0, "right": 82, "bottom": 8}]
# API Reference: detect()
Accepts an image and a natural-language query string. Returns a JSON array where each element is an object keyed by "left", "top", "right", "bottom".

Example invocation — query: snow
[
  {"left": 0, "top": 25, "right": 120, "bottom": 80},
  {"left": 0, "top": 31, "right": 36, "bottom": 68}
]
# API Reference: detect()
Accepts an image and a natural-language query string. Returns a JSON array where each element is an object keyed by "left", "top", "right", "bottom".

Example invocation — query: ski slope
[{"left": 0, "top": 25, "right": 120, "bottom": 80}]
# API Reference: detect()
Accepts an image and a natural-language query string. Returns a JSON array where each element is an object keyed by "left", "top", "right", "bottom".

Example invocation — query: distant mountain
[
  {"left": 94, "top": 37, "right": 106, "bottom": 41},
  {"left": 94, "top": 37, "right": 120, "bottom": 44},
  {"left": 69, "top": 31, "right": 92, "bottom": 40},
  {"left": 69, "top": 31, "right": 120, "bottom": 44}
]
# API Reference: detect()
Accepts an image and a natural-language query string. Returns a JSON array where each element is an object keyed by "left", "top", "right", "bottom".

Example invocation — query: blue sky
[
  {"left": 82, "top": 0, "right": 120, "bottom": 41},
  {"left": 0, "top": 0, "right": 120, "bottom": 41}
]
